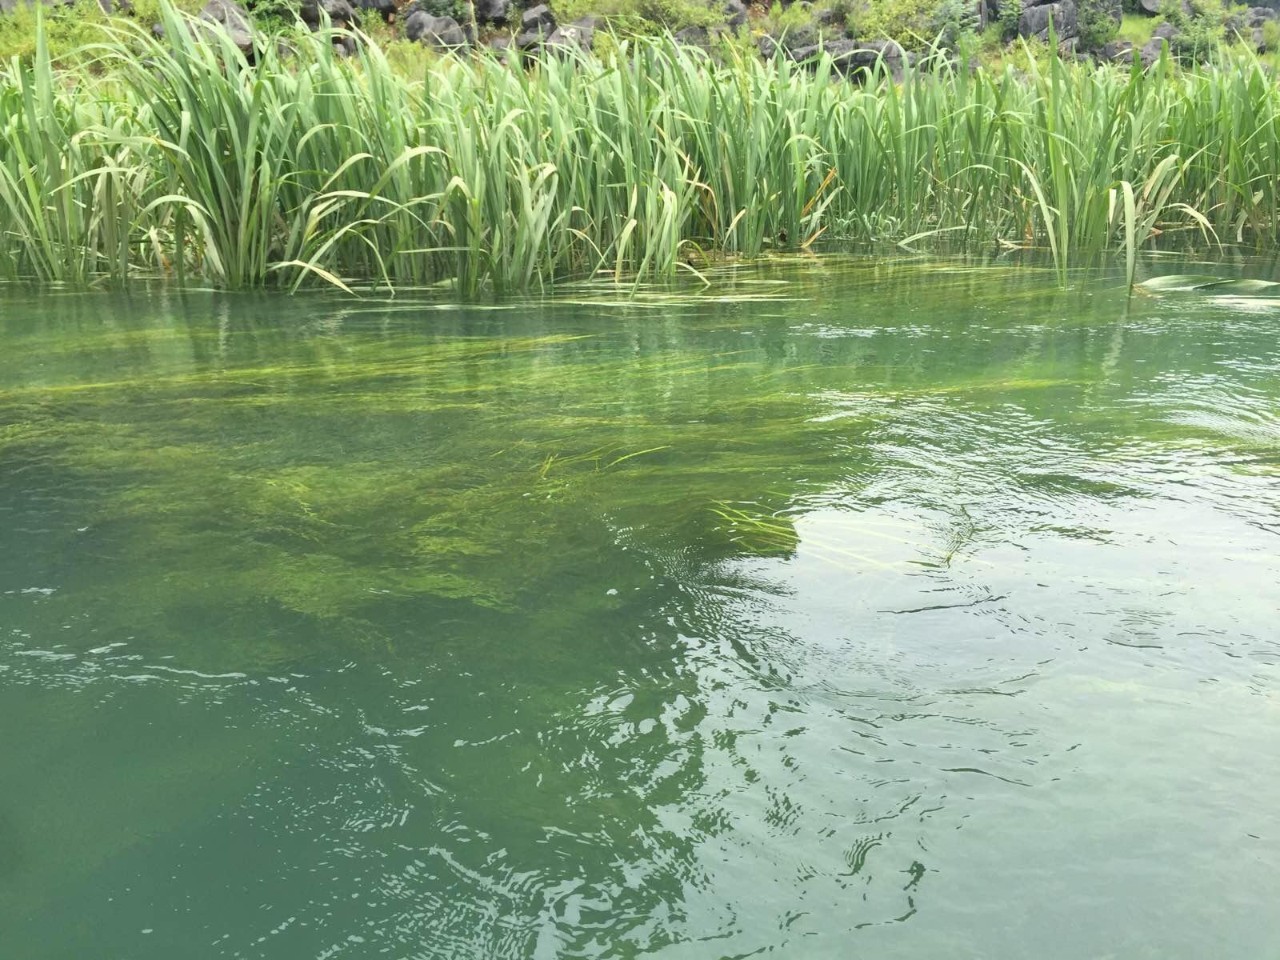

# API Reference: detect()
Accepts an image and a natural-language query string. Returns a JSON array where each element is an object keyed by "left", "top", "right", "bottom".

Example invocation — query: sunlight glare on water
[{"left": 1, "top": 257, "right": 1278, "bottom": 960}]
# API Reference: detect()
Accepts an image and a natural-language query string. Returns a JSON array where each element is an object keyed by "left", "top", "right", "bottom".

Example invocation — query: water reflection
[{"left": 1, "top": 258, "right": 1278, "bottom": 959}]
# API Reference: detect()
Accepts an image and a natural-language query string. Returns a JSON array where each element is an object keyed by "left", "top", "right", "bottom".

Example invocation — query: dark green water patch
[{"left": 2, "top": 258, "right": 1278, "bottom": 959}]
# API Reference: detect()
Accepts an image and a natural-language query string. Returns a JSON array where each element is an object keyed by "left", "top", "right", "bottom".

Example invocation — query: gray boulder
[
  {"left": 790, "top": 38, "right": 909, "bottom": 80},
  {"left": 515, "top": 3, "right": 555, "bottom": 47},
  {"left": 197, "top": 0, "right": 255, "bottom": 57},
  {"left": 814, "top": 5, "right": 842, "bottom": 26},
  {"left": 520, "top": 3, "right": 554, "bottom": 32},
  {"left": 474, "top": 0, "right": 509, "bottom": 23},
  {"left": 300, "top": 0, "right": 359, "bottom": 29},
  {"left": 545, "top": 15, "right": 598, "bottom": 52},
  {"left": 1018, "top": 0, "right": 1077, "bottom": 40},
  {"left": 723, "top": 0, "right": 747, "bottom": 27},
  {"left": 853, "top": 38, "right": 905, "bottom": 59},
  {"left": 1140, "top": 0, "right": 1192, "bottom": 13},
  {"left": 488, "top": 34, "right": 514, "bottom": 62},
  {"left": 836, "top": 38, "right": 907, "bottom": 79},
  {"left": 300, "top": 0, "right": 359, "bottom": 55},
  {"left": 674, "top": 23, "right": 711, "bottom": 46},
  {"left": 405, "top": 10, "right": 465, "bottom": 45},
  {"left": 787, "top": 37, "right": 849, "bottom": 62},
  {"left": 770, "top": 19, "right": 820, "bottom": 53},
  {"left": 1140, "top": 35, "right": 1168, "bottom": 64},
  {"left": 1151, "top": 21, "right": 1178, "bottom": 40},
  {"left": 1099, "top": 38, "right": 1133, "bottom": 60}
]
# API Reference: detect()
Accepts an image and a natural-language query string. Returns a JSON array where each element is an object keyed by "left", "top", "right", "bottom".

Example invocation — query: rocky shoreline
[{"left": 5, "top": 0, "right": 1280, "bottom": 73}]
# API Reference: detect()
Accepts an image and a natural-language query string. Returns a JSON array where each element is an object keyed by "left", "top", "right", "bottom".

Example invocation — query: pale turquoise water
[{"left": 1, "top": 258, "right": 1278, "bottom": 959}]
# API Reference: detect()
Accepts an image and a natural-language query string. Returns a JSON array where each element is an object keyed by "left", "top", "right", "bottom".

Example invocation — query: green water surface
[{"left": 1, "top": 258, "right": 1277, "bottom": 959}]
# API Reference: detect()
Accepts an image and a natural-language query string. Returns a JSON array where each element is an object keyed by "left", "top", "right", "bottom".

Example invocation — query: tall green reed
[{"left": 0, "top": 10, "right": 1269, "bottom": 293}]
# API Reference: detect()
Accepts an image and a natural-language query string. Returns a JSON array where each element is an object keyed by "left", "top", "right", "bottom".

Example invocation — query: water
[{"left": 1, "top": 258, "right": 1277, "bottom": 960}]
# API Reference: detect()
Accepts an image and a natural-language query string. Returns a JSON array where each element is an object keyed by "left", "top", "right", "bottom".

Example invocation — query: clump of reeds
[{"left": 0, "top": 7, "right": 1269, "bottom": 293}]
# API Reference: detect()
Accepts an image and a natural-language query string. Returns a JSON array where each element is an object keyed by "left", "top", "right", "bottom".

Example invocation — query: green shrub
[
  {"left": 0, "top": 0, "right": 112, "bottom": 64},
  {"left": 814, "top": 0, "right": 860, "bottom": 32},
  {"left": 766, "top": 0, "right": 817, "bottom": 31},
  {"left": 1116, "top": 11, "right": 1156, "bottom": 42},
  {"left": 926, "top": 0, "right": 974, "bottom": 49},
  {"left": 1172, "top": 15, "right": 1224, "bottom": 60},
  {"left": 634, "top": 0, "right": 721, "bottom": 28},
  {"left": 406, "top": 0, "right": 466, "bottom": 20},
  {"left": 1076, "top": 0, "right": 1119, "bottom": 49},
  {"left": 998, "top": 0, "right": 1021, "bottom": 40},
  {"left": 248, "top": 0, "right": 301, "bottom": 27},
  {"left": 0, "top": 0, "right": 203, "bottom": 63},
  {"left": 759, "top": 0, "right": 821, "bottom": 48},
  {"left": 1262, "top": 17, "right": 1280, "bottom": 49},
  {"left": 129, "top": 0, "right": 205, "bottom": 19},
  {"left": 851, "top": 0, "right": 933, "bottom": 40},
  {"left": 1160, "top": 0, "right": 1226, "bottom": 60},
  {"left": 556, "top": 0, "right": 720, "bottom": 32}
]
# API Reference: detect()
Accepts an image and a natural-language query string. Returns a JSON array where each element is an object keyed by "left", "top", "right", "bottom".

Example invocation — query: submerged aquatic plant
[
  {"left": 0, "top": 7, "right": 1267, "bottom": 292},
  {"left": 4, "top": 260, "right": 1278, "bottom": 671}
]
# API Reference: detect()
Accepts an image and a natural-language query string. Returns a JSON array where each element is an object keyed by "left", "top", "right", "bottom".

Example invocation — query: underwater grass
[
  {"left": 5, "top": 261, "right": 1277, "bottom": 655},
  {"left": 0, "top": 8, "right": 1273, "bottom": 292}
]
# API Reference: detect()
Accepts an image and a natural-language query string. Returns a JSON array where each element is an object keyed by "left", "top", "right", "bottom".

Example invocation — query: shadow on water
[{"left": 1, "top": 256, "right": 1278, "bottom": 959}]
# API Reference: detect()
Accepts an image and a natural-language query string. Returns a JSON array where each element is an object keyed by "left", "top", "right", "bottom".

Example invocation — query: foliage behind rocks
[
  {"left": 0, "top": 0, "right": 1276, "bottom": 73},
  {"left": 1076, "top": 0, "right": 1120, "bottom": 48}
]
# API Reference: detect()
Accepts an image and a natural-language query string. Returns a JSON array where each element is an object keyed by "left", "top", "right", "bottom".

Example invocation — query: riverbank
[
  {"left": 5, "top": 0, "right": 1280, "bottom": 70},
  {"left": 0, "top": 6, "right": 1274, "bottom": 292}
]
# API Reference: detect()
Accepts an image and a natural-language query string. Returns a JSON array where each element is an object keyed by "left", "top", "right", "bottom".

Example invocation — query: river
[{"left": 1, "top": 257, "right": 1277, "bottom": 959}]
